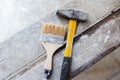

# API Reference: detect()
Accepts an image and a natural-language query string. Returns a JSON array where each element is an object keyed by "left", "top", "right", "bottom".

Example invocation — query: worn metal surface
[
  {"left": 0, "top": 0, "right": 120, "bottom": 80},
  {"left": 56, "top": 9, "right": 89, "bottom": 21}
]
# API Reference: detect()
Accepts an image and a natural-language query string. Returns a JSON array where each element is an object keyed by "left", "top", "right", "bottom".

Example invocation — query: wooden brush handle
[
  {"left": 42, "top": 43, "right": 63, "bottom": 79},
  {"left": 45, "top": 54, "right": 53, "bottom": 70},
  {"left": 44, "top": 53, "right": 53, "bottom": 79}
]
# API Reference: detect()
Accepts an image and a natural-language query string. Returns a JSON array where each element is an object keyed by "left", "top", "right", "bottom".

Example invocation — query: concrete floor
[
  {"left": 0, "top": 0, "right": 120, "bottom": 80},
  {"left": 73, "top": 48, "right": 120, "bottom": 80},
  {"left": 0, "top": 0, "right": 71, "bottom": 43}
]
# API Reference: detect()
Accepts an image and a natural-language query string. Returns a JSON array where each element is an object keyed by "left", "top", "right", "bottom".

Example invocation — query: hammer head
[{"left": 57, "top": 9, "right": 89, "bottom": 21}]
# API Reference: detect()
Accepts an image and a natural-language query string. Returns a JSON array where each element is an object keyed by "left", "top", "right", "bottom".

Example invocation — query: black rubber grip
[{"left": 60, "top": 57, "right": 71, "bottom": 80}]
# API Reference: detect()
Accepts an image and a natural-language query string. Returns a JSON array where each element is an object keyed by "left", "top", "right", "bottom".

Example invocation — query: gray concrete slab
[
  {"left": 0, "top": 0, "right": 72, "bottom": 43},
  {"left": 73, "top": 48, "right": 120, "bottom": 80},
  {"left": 9, "top": 13, "right": 120, "bottom": 80},
  {"left": 0, "top": 0, "right": 120, "bottom": 80}
]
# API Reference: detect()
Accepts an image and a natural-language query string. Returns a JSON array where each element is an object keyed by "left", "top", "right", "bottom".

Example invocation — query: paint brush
[{"left": 40, "top": 23, "right": 66, "bottom": 79}]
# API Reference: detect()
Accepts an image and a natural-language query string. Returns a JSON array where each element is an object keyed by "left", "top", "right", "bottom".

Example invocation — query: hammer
[{"left": 57, "top": 9, "right": 89, "bottom": 80}]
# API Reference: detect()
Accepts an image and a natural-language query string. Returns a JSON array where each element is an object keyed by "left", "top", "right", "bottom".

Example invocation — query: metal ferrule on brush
[{"left": 40, "top": 33, "right": 64, "bottom": 44}]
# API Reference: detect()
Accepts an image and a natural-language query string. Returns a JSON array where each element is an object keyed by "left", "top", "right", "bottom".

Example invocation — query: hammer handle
[
  {"left": 60, "top": 57, "right": 71, "bottom": 80},
  {"left": 60, "top": 20, "right": 76, "bottom": 80}
]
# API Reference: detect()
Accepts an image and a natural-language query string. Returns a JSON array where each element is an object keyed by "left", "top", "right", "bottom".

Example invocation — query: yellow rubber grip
[{"left": 64, "top": 20, "right": 77, "bottom": 57}]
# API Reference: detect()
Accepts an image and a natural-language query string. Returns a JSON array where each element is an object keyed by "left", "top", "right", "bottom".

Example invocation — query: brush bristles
[{"left": 41, "top": 23, "right": 66, "bottom": 36}]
